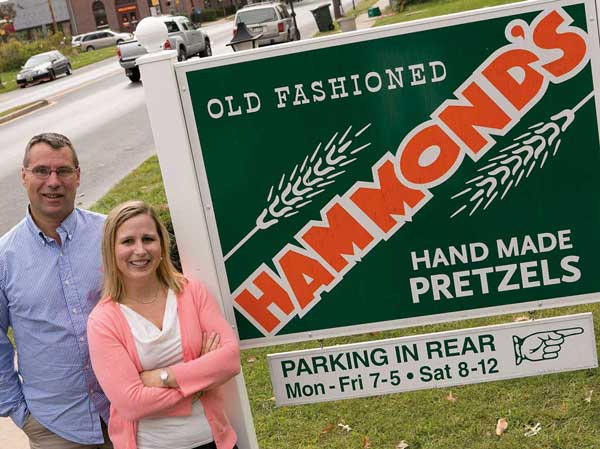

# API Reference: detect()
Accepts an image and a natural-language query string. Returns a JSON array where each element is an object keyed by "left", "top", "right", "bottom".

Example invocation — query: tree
[
  {"left": 0, "top": 1, "right": 16, "bottom": 44},
  {"left": 0, "top": 2, "right": 16, "bottom": 21}
]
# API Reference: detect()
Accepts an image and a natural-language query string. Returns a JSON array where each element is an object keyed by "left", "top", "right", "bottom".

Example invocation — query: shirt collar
[{"left": 25, "top": 207, "right": 79, "bottom": 245}]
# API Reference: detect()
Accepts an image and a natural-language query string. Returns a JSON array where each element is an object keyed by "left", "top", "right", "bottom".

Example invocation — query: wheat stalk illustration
[
  {"left": 450, "top": 91, "right": 594, "bottom": 218},
  {"left": 223, "top": 123, "right": 373, "bottom": 261}
]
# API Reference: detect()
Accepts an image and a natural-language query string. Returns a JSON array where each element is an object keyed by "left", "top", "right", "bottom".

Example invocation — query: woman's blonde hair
[{"left": 101, "top": 200, "right": 185, "bottom": 302}]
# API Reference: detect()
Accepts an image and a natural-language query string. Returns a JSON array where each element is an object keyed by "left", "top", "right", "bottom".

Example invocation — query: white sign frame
[
  {"left": 174, "top": 0, "right": 600, "bottom": 349},
  {"left": 268, "top": 313, "right": 597, "bottom": 406}
]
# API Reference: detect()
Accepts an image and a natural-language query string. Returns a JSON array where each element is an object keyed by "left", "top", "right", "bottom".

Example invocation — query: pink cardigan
[{"left": 87, "top": 280, "right": 240, "bottom": 449}]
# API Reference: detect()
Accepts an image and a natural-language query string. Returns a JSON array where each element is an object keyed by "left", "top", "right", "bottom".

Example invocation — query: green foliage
[
  {"left": 0, "top": 2, "right": 16, "bottom": 21},
  {"left": 202, "top": 6, "right": 237, "bottom": 22},
  {"left": 378, "top": 0, "right": 526, "bottom": 25},
  {"left": 201, "top": 8, "right": 219, "bottom": 21},
  {"left": 90, "top": 156, "right": 181, "bottom": 272},
  {"left": 0, "top": 33, "right": 77, "bottom": 72},
  {"left": 391, "top": 0, "right": 427, "bottom": 13}
]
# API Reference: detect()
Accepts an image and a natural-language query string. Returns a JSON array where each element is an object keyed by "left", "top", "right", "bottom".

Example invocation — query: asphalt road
[
  {"left": 0, "top": 0, "right": 357, "bottom": 237},
  {"left": 0, "top": 72, "right": 154, "bottom": 235}
]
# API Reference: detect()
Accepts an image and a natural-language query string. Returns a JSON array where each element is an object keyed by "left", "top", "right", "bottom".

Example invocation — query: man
[{"left": 0, "top": 133, "right": 112, "bottom": 448}]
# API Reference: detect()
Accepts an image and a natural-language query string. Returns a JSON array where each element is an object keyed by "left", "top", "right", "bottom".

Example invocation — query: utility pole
[
  {"left": 47, "top": 0, "right": 58, "bottom": 33},
  {"left": 65, "top": 0, "right": 77, "bottom": 35},
  {"left": 332, "top": 0, "right": 342, "bottom": 19}
]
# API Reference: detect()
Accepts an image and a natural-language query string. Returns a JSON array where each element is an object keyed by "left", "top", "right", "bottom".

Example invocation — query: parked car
[
  {"left": 74, "top": 29, "right": 134, "bottom": 51},
  {"left": 234, "top": 2, "right": 300, "bottom": 47},
  {"left": 71, "top": 34, "right": 83, "bottom": 47},
  {"left": 16, "top": 51, "right": 72, "bottom": 88},
  {"left": 117, "top": 15, "right": 211, "bottom": 83}
]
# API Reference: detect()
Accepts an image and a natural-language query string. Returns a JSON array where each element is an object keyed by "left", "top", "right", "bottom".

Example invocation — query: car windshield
[
  {"left": 24, "top": 54, "right": 52, "bottom": 68},
  {"left": 237, "top": 8, "right": 277, "bottom": 24},
  {"left": 73, "top": 36, "right": 82, "bottom": 42}
]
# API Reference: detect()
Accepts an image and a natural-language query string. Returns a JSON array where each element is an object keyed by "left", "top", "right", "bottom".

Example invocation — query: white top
[{"left": 120, "top": 290, "right": 213, "bottom": 449}]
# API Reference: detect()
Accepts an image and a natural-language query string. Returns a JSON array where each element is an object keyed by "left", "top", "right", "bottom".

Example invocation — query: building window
[{"left": 92, "top": 1, "right": 108, "bottom": 27}]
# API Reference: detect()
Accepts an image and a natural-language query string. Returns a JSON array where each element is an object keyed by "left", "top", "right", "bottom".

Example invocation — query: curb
[{"left": 0, "top": 99, "right": 49, "bottom": 125}]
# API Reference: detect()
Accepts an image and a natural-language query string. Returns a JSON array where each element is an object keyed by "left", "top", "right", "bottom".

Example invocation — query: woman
[{"left": 87, "top": 200, "right": 240, "bottom": 449}]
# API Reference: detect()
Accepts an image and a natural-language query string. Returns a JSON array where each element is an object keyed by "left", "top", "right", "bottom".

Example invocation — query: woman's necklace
[{"left": 129, "top": 286, "right": 162, "bottom": 305}]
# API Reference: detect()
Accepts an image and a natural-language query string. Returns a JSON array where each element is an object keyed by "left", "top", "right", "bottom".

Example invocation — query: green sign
[{"left": 179, "top": 0, "right": 600, "bottom": 346}]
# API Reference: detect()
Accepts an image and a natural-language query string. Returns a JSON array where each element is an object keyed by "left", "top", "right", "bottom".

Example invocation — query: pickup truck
[{"left": 117, "top": 15, "right": 212, "bottom": 82}]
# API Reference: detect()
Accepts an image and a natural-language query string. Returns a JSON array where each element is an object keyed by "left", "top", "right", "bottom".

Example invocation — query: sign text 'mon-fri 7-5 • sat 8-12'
[
  {"left": 179, "top": 0, "right": 600, "bottom": 347},
  {"left": 268, "top": 314, "right": 597, "bottom": 405}
]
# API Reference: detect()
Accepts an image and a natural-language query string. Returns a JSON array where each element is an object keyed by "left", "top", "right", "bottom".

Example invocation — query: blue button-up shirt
[{"left": 0, "top": 208, "right": 109, "bottom": 444}]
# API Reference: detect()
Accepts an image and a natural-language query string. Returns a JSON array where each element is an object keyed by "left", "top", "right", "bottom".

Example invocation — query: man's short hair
[{"left": 23, "top": 133, "right": 80, "bottom": 168}]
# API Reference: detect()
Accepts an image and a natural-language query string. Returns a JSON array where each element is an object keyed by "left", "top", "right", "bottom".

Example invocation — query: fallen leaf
[
  {"left": 268, "top": 397, "right": 275, "bottom": 401},
  {"left": 514, "top": 315, "right": 530, "bottom": 322},
  {"left": 524, "top": 422, "right": 541, "bottom": 437},
  {"left": 445, "top": 391, "right": 457, "bottom": 403},
  {"left": 396, "top": 441, "right": 409, "bottom": 449},
  {"left": 338, "top": 423, "right": 352, "bottom": 432},
  {"left": 585, "top": 389, "right": 594, "bottom": 403},
  {"left": 496, "top": 418, "right": 508, "bottom": 436},
  {"left": 320, "top": 423, "right": 334, "bottom": 434},
  {"left": 246, "top": 356, "right": 257, "bottom": 363},
  {"left": 362, "top": 436, "right": 371, "bottom": 448},
  {"left": 560, "top": 402, "right": 569, "bottom": 413}
]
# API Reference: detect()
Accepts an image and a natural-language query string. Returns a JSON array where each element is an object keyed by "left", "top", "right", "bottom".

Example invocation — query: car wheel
[
  {"left": 128, "top": 67, "right": 141, "bottom": 83},
  {"left": 177, "top": 48, "right": 187, "bottom": 62},
  {"left": 49, "top": 70, "right": 56, "bottom": 81},
  {"left": 19, "top": 84, "right": 26, "bottom": 88},
  {"left": 66, "top": 64, "right": 72, "bottom": 75},
  {"left": 86, "top": 45, "right": 94, "bottom": 52},
  {"left": 200, "top": 39, "right": 212, "bottom": 57},
  {"left": 116, "top": 39, "right": 124, "bottom": 45}
]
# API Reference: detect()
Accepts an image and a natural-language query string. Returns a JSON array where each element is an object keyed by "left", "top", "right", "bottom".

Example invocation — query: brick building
[{"left": 70, "top": 0, "right": 237, "bottom": 34}]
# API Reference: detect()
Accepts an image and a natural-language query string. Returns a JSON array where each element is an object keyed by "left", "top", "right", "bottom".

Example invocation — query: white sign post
[
  {"left": 268, "top": 314, "right": 597, "bottom": 406},
  {"left": 135, "top": 26, "right": 259, "bottom": 449}
]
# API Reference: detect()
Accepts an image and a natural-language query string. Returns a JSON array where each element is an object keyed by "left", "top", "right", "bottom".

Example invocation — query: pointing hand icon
[{"left": 513, "top": 327, "right": 584, "bottom": 366}]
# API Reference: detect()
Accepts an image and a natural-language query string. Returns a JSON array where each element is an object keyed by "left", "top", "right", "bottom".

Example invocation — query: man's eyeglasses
[{"left": 24, "top": 166, "right": 79, "bottom": 179}]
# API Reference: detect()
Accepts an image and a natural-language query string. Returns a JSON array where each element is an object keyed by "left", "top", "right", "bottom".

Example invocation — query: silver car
[
  {"left": 234, "top": 2, "right": 300, "bottom": 47},
  {"left": 75, "top": 30, "right": 134, "bottom": 51}
]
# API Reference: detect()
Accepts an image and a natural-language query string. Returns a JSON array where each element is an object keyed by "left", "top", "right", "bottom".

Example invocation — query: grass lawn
[
  {"left": 91, "top": 155, "right": 168, "bottom": 221},
  {"left": 0, "top": 100, "right": 43, "bottom": 119},
  {"left": 346, "top": 0, "right": 382, "bottom": 17},
  {"left": 375, "top": 0, "right": 527, "bottom": 26},
  {"left": 0, "top": 69, "right": 19, "bottom": 93},
  {"left": 0, "top": 46, "right": 117, "bottom": 95}
]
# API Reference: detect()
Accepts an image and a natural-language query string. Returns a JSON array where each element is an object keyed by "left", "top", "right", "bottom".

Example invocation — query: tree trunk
[{"left": 332, "top": 0, "right": 342, "bottom": 19}]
